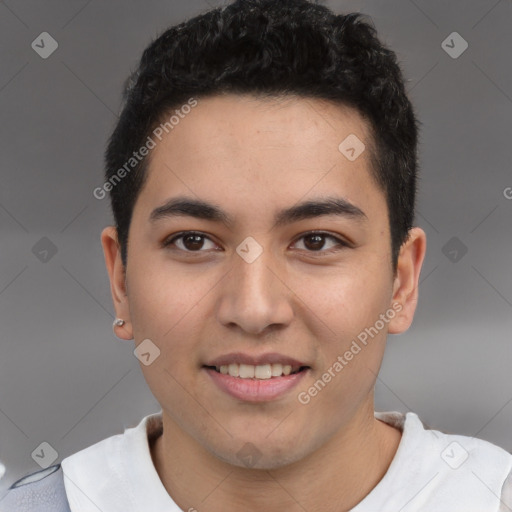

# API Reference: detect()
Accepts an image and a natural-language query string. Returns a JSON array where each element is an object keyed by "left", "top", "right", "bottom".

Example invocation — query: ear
[
  {"left": 101, "top": 226, "right": 133, "bottom": 340},
  {"left": 387, "top": 227, "right": 427, "bottom": 335}
]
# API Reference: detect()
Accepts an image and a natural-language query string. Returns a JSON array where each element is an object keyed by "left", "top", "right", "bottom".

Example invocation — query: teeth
[
  {"left": 228, "top": 363, "right": 239, "bottom": 377},
  {"left": 255, "top": 364, "right": 272, "bottom": 379},
  {"left": 214, "top": 363, "right": 302, "bottom": 379},
  {"left": 239, "top": 364, "right": 255, "bottom": 378},
  {"left": 271, "top": 363, "right": 283, "bottom": 376}
]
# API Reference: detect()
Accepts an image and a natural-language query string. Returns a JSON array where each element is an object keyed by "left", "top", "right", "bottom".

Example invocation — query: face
[{"left": 103, "top": 94, "right": 425, "bottom": 469}]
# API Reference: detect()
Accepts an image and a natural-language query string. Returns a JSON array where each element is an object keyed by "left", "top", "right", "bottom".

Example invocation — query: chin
[
  {"left": 222, "top": 448, "right": 306, "bottom": 471},
  {"left": 206, "top": 434, "right": 311, "bottom": 471}
]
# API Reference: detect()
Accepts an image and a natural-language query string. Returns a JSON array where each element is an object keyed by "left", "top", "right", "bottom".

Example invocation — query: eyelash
[{"left": 162, "top": 230, "right": 350, "bottom": 256}]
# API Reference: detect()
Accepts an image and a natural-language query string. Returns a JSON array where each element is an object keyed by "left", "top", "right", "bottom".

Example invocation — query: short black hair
[{"left": 104, "top": 0, "right": 419, "bottom": 272}]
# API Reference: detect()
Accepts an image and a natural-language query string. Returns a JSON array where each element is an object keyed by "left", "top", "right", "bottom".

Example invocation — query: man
[{"left": 2, "top": 1, "right": 511, "bottom": 510}]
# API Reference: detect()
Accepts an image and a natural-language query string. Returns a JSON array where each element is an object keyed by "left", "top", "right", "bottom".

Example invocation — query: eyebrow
[{"left": 149, "top": 195, "right": 368, "bottom": 229}]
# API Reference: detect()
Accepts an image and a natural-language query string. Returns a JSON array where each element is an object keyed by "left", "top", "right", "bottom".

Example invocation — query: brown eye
[
  {"left": 303, "top": 234, "right": 326, "bottom": 250},
  {"left": 181, "top": 233, "right": 206, "bottom": 251},
  {"left": 293, "top": 232, "right": 348, "bottom": 253},
  {"left": 163, "top": 231, "right": 218, "bottom": 252}
]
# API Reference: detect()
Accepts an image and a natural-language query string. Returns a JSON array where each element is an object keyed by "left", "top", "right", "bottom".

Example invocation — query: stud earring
[{"left": 113, "top": 318, "right": 125, "bottom": 327}]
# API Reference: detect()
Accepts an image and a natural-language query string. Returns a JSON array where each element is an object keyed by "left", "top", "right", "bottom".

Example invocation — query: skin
[{"left": 102, "top": 93, "right": 426, "bottom": 512}]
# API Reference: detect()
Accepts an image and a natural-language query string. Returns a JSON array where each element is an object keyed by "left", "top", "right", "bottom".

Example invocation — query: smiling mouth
[{"left": 204, "top": 363, "right": 309, "bottom": 379}]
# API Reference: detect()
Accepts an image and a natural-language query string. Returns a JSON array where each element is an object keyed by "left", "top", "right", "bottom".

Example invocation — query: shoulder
[
  {"left": 499, "top": 468, "right": 512, "bottom": 512},
  {"left": 372, "top": 411, "right": 512, "bottom": 510},
  {"left": 403, "top": 412, "right": 512, "bottom": 472},
  {"left": 408, "top": 412, "right": 512, "bottom": 506},
  {"left": 0, "top": 464, "right": 71, "bottom": 512}
]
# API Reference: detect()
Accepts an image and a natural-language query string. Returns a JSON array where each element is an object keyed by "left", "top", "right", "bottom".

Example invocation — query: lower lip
[{"left": 204, "top": 367, "right": 309, "bottom": 402}]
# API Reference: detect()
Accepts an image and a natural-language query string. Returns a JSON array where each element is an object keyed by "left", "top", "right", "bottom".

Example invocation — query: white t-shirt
[{"left": 60, "top": 410, "right": 512, "bottom": 511}]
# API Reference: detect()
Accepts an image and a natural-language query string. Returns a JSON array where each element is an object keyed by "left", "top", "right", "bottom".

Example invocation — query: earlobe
[
  {"left": 101, "top": 226, "right": 134, "bottom": 340},
  {"left": 387, "top": 227, "right": 427, "bottom": 335}
]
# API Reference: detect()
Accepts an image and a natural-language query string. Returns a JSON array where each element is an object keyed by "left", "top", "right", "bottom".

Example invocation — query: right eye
[{"left": 162, "top": 231, "right": 220, "bottom": 253}]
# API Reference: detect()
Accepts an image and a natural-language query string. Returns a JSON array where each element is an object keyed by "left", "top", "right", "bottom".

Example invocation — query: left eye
[
  {"left": 292, "top": 232, "right": 348, "bottom": 253},
  {"left": 163, "top": 231, "right": 348, "bottom": 253}
]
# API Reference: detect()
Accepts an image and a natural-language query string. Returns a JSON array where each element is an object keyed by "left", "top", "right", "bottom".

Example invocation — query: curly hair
[{"left": 104, "top": 0, "right": 419, "bottom": 272}]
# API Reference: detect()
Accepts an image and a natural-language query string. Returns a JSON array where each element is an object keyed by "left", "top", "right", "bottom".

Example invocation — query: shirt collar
[{"left": 61, "top": 410, "right": 412, "bottom": 512}]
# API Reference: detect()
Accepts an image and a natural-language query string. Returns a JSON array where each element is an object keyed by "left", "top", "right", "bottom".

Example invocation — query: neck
[{"left": 151, "top": 402, "right": 402, "bottom": 512}]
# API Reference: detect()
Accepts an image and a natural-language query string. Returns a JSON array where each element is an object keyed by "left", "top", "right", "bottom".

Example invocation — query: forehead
[{"left": 136, "top": 94, "right": 386, "bottom": 227}]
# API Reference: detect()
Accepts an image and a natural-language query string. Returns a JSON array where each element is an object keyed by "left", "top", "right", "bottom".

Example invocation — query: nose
[{"left": 216, "top": 246, "right": 294, "bottom": 336}]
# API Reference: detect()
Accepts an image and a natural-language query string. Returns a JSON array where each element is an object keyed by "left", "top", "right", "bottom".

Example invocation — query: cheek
[
  {"left": 127, "top": 256, "right": 203, "bottom": 337},
  {"left": 127, "top": 270, "right": 206, "bottom": 414},
  {"left": 307, "top": 261, "right": 392, "bottom": 380},
  {"left": 305, "top": 262, "right": 391, "bottom": 333},
  {"left": 125, "top": 265, "right": 199, "bottom": 378}
]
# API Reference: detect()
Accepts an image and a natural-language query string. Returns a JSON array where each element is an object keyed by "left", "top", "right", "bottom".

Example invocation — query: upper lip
[{"left": 204, "top": 352, "right": 309, "bottom": 368}]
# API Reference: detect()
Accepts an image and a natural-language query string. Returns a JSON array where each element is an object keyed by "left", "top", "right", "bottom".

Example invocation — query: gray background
[{"left": 1, "top": 0, "right": 511, "bottom": 496}]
